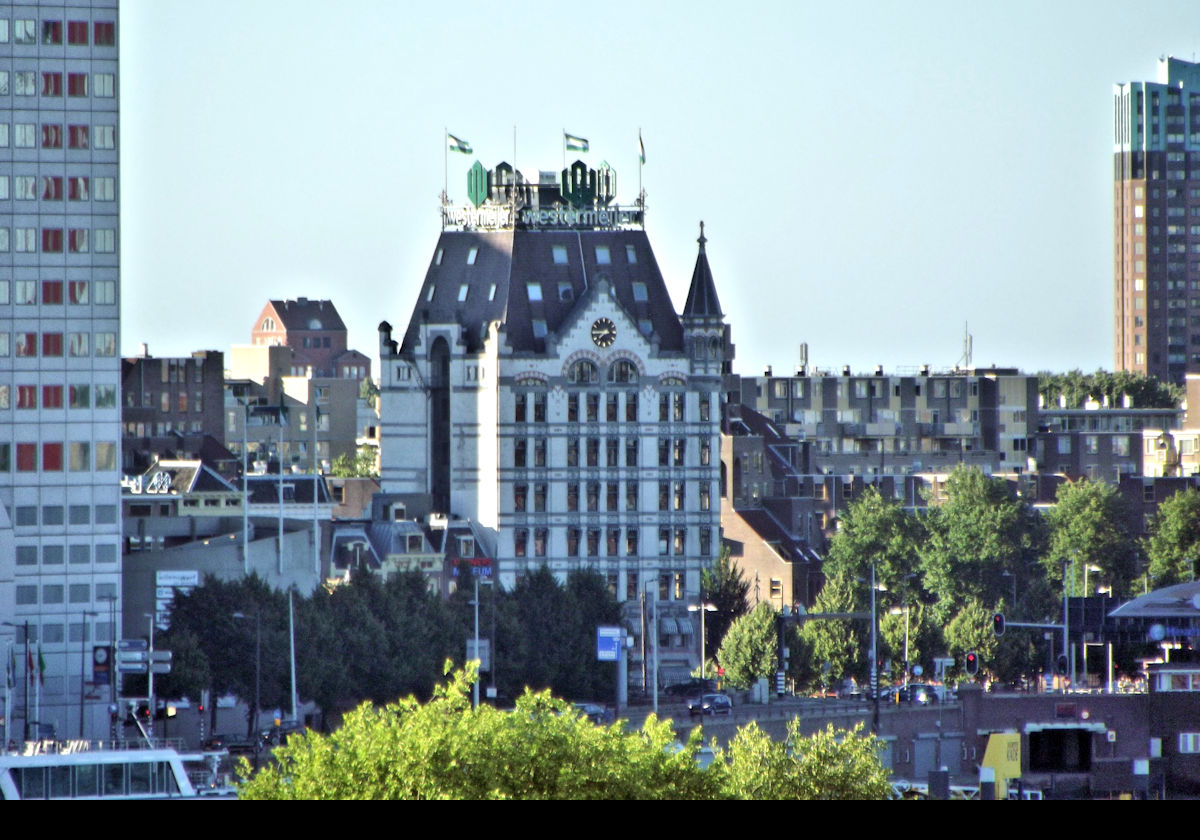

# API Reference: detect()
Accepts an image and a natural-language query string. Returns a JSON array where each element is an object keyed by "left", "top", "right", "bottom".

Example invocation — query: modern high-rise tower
[
  {"left": 0, "top": 1, "right": 122, "bottom": 740},
  {"left": 1114, "top": 57, "right": 1200, "bottom": 385}
]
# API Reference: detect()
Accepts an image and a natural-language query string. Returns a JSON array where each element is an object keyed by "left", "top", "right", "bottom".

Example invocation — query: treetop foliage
[
  {"left": 1036, "top": 369, "right": 1182, "bottom": 409},
  {"left": 237, "top": 664, "right": 890, "bottom": 801}
]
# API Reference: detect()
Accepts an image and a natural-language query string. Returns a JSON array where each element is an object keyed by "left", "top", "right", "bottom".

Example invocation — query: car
[
  {"left": 906, "top": 683, "right": 941, "bottom": 705},
  {"left": 571, "top": 703, "right": 609, "bottom": 724},
  {"left": 664, "top": 678, "right": 717, "bottom": 697},
  {"left": 688, "top": 693, "right": 733, "bottom": 716}
]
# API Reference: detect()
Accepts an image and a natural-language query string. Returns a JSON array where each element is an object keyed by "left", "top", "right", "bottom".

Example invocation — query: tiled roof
[{"left": 268, "top": 299, "right": 347, "bottom": 332}]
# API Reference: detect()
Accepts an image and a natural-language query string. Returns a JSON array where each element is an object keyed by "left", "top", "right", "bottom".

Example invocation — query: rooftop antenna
[{"left": 957, "top": 321, "right": 973, "bottom": 369}]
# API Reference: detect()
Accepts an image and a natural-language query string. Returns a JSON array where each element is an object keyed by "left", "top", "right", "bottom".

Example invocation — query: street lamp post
[
  {"left": 1, "top": 620, "right": 29, "bottom": 743},
  {"left": 888, "top": 605, "right": 910, "bottom": 688},
  {"left": 1083, "top": 564, "right": 1102, "bottom": 597},
  {"left": 471, "top": 576, "right": 493, "bottom": 710},
  {"left": 233, "top": 610, "right": 262, "bottom": 768},
  {"left": 687, "top": 602, "right": 717, "bottom": 681}
]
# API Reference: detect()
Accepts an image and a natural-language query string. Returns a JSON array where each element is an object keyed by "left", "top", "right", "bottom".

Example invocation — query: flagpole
[
  {"left": 638, "top": 127, "right": 643, "bottom": 213},
  {"left": 4, "top": 640, "right": 10, "bottom": 746},
  {"left": 562, "top": 127, "right": 565, "bottom": 170},
  {"left": 443, "top": 127, "right": 448, "bottom": 230}
]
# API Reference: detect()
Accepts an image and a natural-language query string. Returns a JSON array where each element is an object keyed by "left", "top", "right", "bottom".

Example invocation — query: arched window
[
  {"left": 608, "top": 359, "right": 639, "bottom": 384},
  {"left": 567, "top": 360, "right": 598, "bottom": 384},
  {"left": 260, "top": 317, "right": 276, "bottom": 331}
]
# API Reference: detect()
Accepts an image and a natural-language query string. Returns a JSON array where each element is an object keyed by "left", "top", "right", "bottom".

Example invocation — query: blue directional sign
[{"left": 596, "top": 626, "right": 622, "bottom": 662}]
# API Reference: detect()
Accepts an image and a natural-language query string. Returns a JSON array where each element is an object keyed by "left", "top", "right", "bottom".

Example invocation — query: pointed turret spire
[{"left": 683, "top": 220, "right": 723, "bottom": 319}]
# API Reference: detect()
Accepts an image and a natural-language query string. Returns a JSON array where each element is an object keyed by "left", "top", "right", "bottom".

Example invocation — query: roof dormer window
[{"left": 467, "top": 247, "right": 478, "bottom": 265}]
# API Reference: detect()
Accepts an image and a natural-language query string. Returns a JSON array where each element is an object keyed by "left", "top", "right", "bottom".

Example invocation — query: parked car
[
  {"left": 688, "top": 694, "right": 733, "bottom": 716},
  {"left": 572, "top": 703, "right": 610, "bottom": 724},
  {"left": 664, "top": 678, "right": 717, "bottom": 697}
]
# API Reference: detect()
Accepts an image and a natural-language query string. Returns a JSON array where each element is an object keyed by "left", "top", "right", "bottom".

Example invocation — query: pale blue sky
[{"left": 119, "top": 0, "right": 1200, "bottom": 376}]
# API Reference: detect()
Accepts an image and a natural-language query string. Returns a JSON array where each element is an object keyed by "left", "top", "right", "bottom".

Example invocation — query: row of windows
[
  {"left": 513, "top": 436, "right": 708, "bottom": 469},
  {"left": 0, "top": 227, "right": 116, "bottom": 253},
  {"left": 0, "top": 71, "right": 115, "bottom": 100},
  {"left": 1, "top": 383, "right": 118, "bottom": 410},
  {"left": 1, "top": 279, "right": 116, "bottom": 304},
  {"left": 14, "top": 503, "right": 113, "bottom": 527},
  {"left": 5, "top": 331, "right": 117, "bottom": 357},
  {"left": 514, "top": 479, "right": 713, "bottom": 514},
  {"left": 3, "top": 440, "right": 118, "bottom": 472},
  {"left": 0, "top": 174, "right": 115, "bottom": 200},
  {"left": 14, "top": 580, "right": 118, "bottom": 609},
  {"left": 0, "top": 19, "right": 115, "bottom": 46},
  {"left": 514, "top": 390, "right": 712, "bottom": 424},
  {"left": 514, "top": 526, "right": 713, "bottom": 558},
  {"left": 0, "top": 123, "right": 116, "bottom": 149}
]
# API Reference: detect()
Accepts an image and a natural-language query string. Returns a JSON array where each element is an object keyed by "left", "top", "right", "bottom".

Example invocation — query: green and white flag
[
  {"left": 564, "top": 132, "right": 589, "bottom": 152},
  {"left": 447, "top": 133, "right": 473, "bottom": 155},
  {"left": 638, "top": 131, "right": 645, "bottom": 165}
]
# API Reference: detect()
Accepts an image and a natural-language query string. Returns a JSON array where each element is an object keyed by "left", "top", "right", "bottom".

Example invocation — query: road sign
[
  {"left": 150, "top": 663, "right": 172, "bottom": 675},
  {"left": 118, "top": 663, "right": 148, "bottom": 674},
  {"left": 149, "top": 651, "right": 173, "bottom": 663},
  {"left": 116, "top": 650, "right": 146, "bottom": 664},
  {"left": 117, "top": 639, "right": 148, "bottom": 652},
  {"left": 596, "top": 626, "right": 621, "bottom": 662}
]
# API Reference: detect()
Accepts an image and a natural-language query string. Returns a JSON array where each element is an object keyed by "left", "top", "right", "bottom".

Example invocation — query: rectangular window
[
  {"left": 15, "top": 71, "right": 35, "bottom": 95},
  {"left": 43, "top": 385, "right": 63, "bottom": 409},
  {"left": 69, "top": 384, "right": 89, "bottom": 408},
  {"left": 534, "top": 483, "right": 546, "bottom": 513},
  {"left": 68, "top": 21, "right": 89, "bottom": 45},
  {"left": 95, "top": 229, "right": 115, "bottom": 252},
  {"left": 567, "top": 483, "right": 579, "bottom": 512},
  {"left": 43, "top": 442, "right": 63, "bottom": 471},
  {"left": 41, "top": 124, "right": 63, "bottom": 149},
  {"left": 94, "top": 125, "right": 115, "bottom": 149},
  {"left": 94, "top": 22, "right": 115, "bottom": 46},
  {"left": 567, "top": 528, "right": 580, "bottom": 557},
  {"left": 42, "top": 176, "right": 63, "bottom": 200},
  {"left": 626, "top": 392, "right": 638, "bottom": 422},
  {"left": 93, "top": 73, "right": 114, "bottom": 97},
  {"left": 595, "top": 245, "right": 611, "bottom": 264},
  {"left": 69, "top": 442, "right": 89, "bottom": 471},
  {"left": 15, "top": 20, "right": 36, "bottom": 44},
  {"left": 526, "top": 282, "right": 542, "bottom": 302},
  {"left": 16, "top": 280, "right": 35, "bottom": 303},
  {"left": 42, "top": 281, "right": 63, "bottom": 304},
  {"left": 42, "top": 72, "right": 63, "bottom": 96},
  {"left": 674, "top": 528, "right": 686, "bottom": 555},
  {"left": 15, "top": 124, "right": 35, "bottom": 148},
  {"left": 587, "top": 393, "right": 599, "bottom": 422},
  {"left": 514, "top": 529, "right": 527, "bottom": 558},
  {"left": 95, "top": 333, "right": 116, "bottom": 356},
  {"left": 552, "top": 244, "right": 568, "bottom": 265},
  {"left": 15, "top": 176, "right": 35, "bottom": 201},
  {"left": 42, "top": 228, "right": 64, "bottom": 252},
  {"left": 18, "top": 385, "right": 37, "bottom": 409},
  {"left": 43, "top": 333, "right": 63, "bottom": 357},
  {"left": 68, "top": 124, "right": 88, "bottom": 148},
  {"left": 15, "top": 333, "right": 36, "bottom": 356},
  {"left": 68, "top": 176, "right": 89, "bottom": 201},
  {"left": 95, "top": 442, "right": 116, "bottom": 471},
  {"left": 43, "top": 20, "right": 63, "bottom": 44},
  {"left": 94, "top": 281, "right": 115, "bottom": 304},
  {"left": 95, "top": 385, "right": 116, "bottom": 408},
  {"left": 659, "top": 482, "right": 669, "bottom": 511}
]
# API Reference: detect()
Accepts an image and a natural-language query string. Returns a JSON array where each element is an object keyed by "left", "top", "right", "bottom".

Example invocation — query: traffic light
[
  {"left": 1055, "top": 654, "right": 1069, "bottom": 676},
  {"left": 993, "top": 612, "right": 1005, "bottom": 637},
  {"left": 964, "top": 652, "right": 979, "bottom": 676}
]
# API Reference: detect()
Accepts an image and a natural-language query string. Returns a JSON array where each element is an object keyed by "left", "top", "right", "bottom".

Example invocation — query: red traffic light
[
  {"left": 993, "top": 612, "right": 1005, "bottom": 637},
  {"left": 964, "top": 652, "right": 979, "bottom": 676}
]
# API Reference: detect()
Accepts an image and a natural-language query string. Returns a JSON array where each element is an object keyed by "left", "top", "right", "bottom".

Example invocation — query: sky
[{"left": 118, "top": 0, "right": 1200, "bottom": 378}]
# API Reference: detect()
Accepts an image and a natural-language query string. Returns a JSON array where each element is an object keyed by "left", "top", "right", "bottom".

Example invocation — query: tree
[
  {"left": 331, "top": 445, "right": 379, "bottom": 478},
  {"left": 798, "top": 571, "right": 866, "bottom": 688},
  {"left": 824, "top": 486, "right": 922, "bottom": 602},
  {"left": 1145, "top": 488, "right": 1200, "bottom": 587},
  {"left": 1036, "top": 369, "right": 1182, "bottom": 410},
  {"left": 700, "top": 547, "right": 750, "bottom": 656},
  {"left": 1044, "top": 479, "right": 1136, "bottom": 600},
  {"left": 942, "top": 598, "right": 998, "bottom": 679},
  {"left": 717, "top": 602, "right": 778, "bottom": 689},
  {"left": 238, "top": 664, "right": 720, "bottom": 800},
  {"left": 919, "top": 465, "right": 1042, "bottom": 626},
  {"left": 721, "top": 721, "right": 890, "bottom": 800}
]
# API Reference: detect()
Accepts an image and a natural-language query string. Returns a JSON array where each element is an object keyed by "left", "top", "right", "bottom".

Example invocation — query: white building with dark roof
[{"left": 378, "top": 159, "right": 730, "bottom": 682}]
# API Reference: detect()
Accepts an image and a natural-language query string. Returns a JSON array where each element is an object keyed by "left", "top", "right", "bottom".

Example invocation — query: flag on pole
[
  {"left": 6, "top": 647, "right": 13, "bottom": 690},
  {"left": 447, "top": 133, "right": 473, "bottom": 155},
  {"left": 638, "top": 131, "right": 646, "bottom": 165},
  {"left": 27, "top": 648, "right": 34, "bottom": 686},
  {"left": 565, "top": 132, "right": 589, "bottom": 152},
  {"left": 37, "top": 645, "right": 45, "bottom": 686}
]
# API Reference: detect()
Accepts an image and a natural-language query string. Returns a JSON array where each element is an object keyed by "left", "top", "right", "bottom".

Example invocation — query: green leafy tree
[
  {"left": 825, "top": 486, "right": 922, "bottom": 601},
  {"left": 238, "top": 664, "right": 720, "bottom": 800},
  {"left": 720, "top": 721, "right": 890, "bottom": 800},
  {"left": 1037, "top": 369, "right": 1182, "bottom": 410},
  {"left": 942, "top": 598, "right": 998, "bottom": 679},
  {"left": 919, "top": 465, "right": 1042, "bottom": 626},
  {"left": 799, "top": 571, "right": 866, "bottom": 688},
  {"left": 331, "top": 445, "right": 379, "bottom": 478},
  {"left": 717, "top": 602, "right": 778, "bottom": 689},
  {"left": 700, "top": 547, "right": 750, "bottom": 656},
  {"left": 1145, "top": 489, "right": 1200, "bottom": 587},
  {"left": 1044, "top": 479, "right": 1136, "bottom": 600}
]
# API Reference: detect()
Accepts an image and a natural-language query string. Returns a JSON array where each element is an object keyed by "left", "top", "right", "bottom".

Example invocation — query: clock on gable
[{"left": 590, "top": 317, "right": 617, "bottom": 348}]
